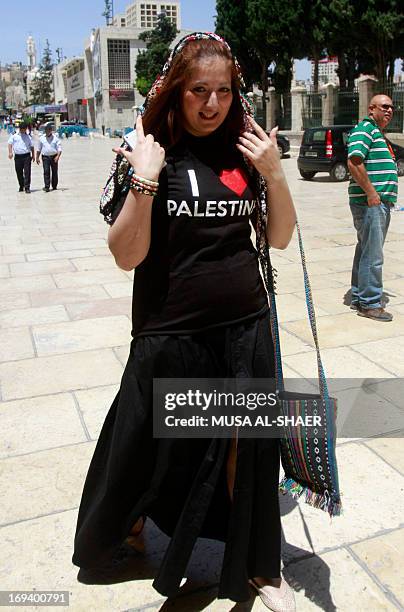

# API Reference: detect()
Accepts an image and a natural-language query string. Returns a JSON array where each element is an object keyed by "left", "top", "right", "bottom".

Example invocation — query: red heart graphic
[{"left": 219, "top": 168, "right": 248, "bottom": 197}]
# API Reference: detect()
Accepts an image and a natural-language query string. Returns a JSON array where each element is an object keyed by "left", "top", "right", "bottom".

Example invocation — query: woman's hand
[
  {"left": 236, "top": 117, "right": 283, "bottom": 182},
  {"left": 113, "top": 115, "right": 165, "bottom": 182}
]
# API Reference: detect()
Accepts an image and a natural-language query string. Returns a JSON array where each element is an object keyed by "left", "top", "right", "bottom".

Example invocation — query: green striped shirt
[{"left": 348, "top": 116, "right": 398, "bottom": 205}]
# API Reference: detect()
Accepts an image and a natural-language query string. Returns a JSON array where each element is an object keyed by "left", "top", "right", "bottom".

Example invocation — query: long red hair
[{"left": 142, "top": 39, "right": 245, "bottom": 149}]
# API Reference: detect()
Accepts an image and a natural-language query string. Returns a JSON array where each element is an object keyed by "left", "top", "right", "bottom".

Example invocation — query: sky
[{"left": 0, "top": 1, "right": 313, "bottom": 78}]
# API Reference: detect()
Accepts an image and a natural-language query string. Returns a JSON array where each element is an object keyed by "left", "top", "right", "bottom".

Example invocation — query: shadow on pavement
[
  {"left": 78, "top": 497, "right": 336, "bottom": 610},
  {"left": 343, "top": 288, "right": 394, "bottom": 307},
  {"left": 280, "top": 492, "right": 336, "bottom": 612}
]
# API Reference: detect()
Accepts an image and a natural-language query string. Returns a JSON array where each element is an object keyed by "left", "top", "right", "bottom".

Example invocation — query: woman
[{"left": 73, "top": 32, "right": 297, "bottom": 610}]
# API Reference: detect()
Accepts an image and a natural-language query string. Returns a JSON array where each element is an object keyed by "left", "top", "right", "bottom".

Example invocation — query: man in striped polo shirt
[{"left": 347, "top": 94, "right": 397, "bottom": 321}]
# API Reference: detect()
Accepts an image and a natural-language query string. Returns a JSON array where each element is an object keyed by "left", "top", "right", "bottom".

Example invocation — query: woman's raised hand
[
  {"left": 113, "top": 115, "right": 165, "bottom": 182},
  {"left": 236, "top": 117, "right": 283, "bottom": 182}
]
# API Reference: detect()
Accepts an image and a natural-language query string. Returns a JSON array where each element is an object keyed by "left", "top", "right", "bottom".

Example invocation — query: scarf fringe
[{"left": 279, "top": 476, "right": 342, "bottom": 517}]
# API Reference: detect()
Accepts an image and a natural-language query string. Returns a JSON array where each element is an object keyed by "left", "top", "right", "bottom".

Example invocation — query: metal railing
[
  {"left": 302, "top": 92, "right": 324, "bottom": 128},
  {"left": 334, "top": 89, "right": 359, "bottom": 125}
]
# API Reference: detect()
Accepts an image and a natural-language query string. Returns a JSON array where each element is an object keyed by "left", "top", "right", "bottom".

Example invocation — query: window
[
  {"left": 108, "top": 39, "right": 131, "bottom": 89},
  {"left": 312, "top": 130, "right": 326, "bottom": 143}
]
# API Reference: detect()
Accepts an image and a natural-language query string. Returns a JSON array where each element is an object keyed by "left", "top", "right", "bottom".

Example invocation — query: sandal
[{"left": 249, "top": 577, "right": 296, "bottom": 612}]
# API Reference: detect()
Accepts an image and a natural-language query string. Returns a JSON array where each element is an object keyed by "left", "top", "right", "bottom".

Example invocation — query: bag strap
[{"left": 269, "top": 220, "right": 330, "bottom": 400}]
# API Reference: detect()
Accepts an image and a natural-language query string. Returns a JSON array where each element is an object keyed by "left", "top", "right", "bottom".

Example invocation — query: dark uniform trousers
[
  {"left": 14, "top": 153, "right": 31, "bottom": 189},
  {"left": 43, "top": 155, "right": 59, "bottom": 189}
]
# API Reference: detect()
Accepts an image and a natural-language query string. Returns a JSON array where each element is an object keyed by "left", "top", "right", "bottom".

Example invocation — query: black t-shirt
[{"left": 132, "top": 128, "right": 268, "bottom": 336}]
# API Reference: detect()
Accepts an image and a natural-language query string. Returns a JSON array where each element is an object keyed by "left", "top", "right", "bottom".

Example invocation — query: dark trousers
[
  {"left": 14, "top": 153, "right": 31, "bottom": 189},
  {"left": 43, "top": 155, "right": 58, "bottom": 189}
]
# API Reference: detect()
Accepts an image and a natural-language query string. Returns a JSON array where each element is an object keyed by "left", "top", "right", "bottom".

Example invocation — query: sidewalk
[{"left": 0, "top": 131, "right": 403, "bottom": 611}]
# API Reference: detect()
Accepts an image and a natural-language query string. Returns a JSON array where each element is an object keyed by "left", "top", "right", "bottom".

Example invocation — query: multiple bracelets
[{"left": 130, "top": 173, "right": 159, "bottom": 197}]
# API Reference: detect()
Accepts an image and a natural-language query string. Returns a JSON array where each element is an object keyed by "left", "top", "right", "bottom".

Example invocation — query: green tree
[
  {"left": 29, "top": 40, "right": 53, "bottom": 104},
  {"left": 135, "top": 13, "right": 178, "bottom": 96},
  {"left": 246, "top": 0, "right": 304, "bottom": 97},
  {"left": 215, "top": 0, "right": 260, "bottom": 89},
  {"left": 358, "top": 0, "right": 404, "bottom": 85}
]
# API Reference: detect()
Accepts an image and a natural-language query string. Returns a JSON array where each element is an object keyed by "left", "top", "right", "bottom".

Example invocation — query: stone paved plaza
[{"left": 1, "top": 131, "right": 404, "bottom": 611}]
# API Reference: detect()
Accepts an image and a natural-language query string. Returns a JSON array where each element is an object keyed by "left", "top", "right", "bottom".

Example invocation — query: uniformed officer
[
  {"left": 7, "top": 121, "right": 35, "bottom": 193},
  {"left": 36, "top": 122, "right": 62, "bottom": 191}
]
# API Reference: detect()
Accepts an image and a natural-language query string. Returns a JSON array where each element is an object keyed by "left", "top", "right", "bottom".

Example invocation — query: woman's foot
[
  {"left": 125, "top": 516, "right": 146, "bottom": 553},
  {"left": 249, "top": 576, "right": 296, "bottom": 612}
]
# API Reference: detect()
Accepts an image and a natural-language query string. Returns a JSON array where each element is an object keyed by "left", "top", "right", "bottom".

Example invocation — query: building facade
[
  {"left": 312, "top": 56, "right": 339, "bottom": 86},
  {"left": 87, "top": 25, "right": 189, "bottom": 132},
  {"left": 125, "top": 0, "right": 181, "bottom": 29}
]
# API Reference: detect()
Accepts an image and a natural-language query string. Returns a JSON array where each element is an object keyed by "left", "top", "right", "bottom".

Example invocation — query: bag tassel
[{"left": 279, "top": 476, "right": 342, "bottom": 518}]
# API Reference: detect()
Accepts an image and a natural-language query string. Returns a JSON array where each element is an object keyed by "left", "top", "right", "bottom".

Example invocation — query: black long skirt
[{"left": 72, "top": 309, "right": 281, "bottom": 602}]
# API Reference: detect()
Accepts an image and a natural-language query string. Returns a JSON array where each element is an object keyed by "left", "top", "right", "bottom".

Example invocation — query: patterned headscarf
[{"left": 138, "top": 31, "right": 274, "bottom": 295}]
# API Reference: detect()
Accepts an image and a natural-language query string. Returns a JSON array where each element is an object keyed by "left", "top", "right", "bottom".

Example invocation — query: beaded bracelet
[
  {"left": 132, "top": 173, "right": 159, "bottom": 189},
  {"left": 130, "top": 179, "right": 158, "bottom": 197}
]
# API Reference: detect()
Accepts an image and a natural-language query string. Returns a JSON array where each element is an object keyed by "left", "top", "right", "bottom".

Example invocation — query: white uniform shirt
[
  {"left": 38, "top": 133, "right": 62, "bottom": 156},
  {"left": 8, "top": 132, "right": 33, "bottom": 154}
]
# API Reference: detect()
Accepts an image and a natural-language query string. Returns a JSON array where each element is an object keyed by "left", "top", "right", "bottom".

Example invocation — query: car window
[{"left": 312, "top": 130, "right": 326, "bottom": 143}]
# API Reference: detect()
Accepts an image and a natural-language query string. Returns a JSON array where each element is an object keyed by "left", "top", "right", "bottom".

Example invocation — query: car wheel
[
  {"left": 277, "top": 144, "right": 284, "bottom": 158},
  {"left": 330, "top": 162, "right": 348, "bottom": 181},
  {"left": 396, "top": 158, "right": 404, "bottom": 177},
  {"left": 299, "top": 170, "right": 316, "bottom": 180}
]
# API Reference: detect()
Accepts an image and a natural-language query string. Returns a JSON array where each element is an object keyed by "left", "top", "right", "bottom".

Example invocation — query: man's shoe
[
  {"left": 350, "top": 302, "right": 359, "bottom": 311},
  {"left": 25, "top": 188, "right": 31, "bottom": 194},
  {"left": 18, "top": 187, "right": 23, "bottom": 192},
  {"left": 249, "top": 578, "right": 296, "bottom": 612},
  {"left": 358, "top": 307, "right": 393, "bottom": 322},
  {"left": 52, "top": 186, "right": 57, "bottom": 190},
  {"left": 43, "top": 187, "right": 49, "bottom": 192}
]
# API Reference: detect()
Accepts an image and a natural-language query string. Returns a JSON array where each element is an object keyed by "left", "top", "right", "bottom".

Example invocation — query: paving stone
[
  {"left": 0, "top": 442, "right": 94, "bottom": 525},
  {"left": 53, "top": 269, "right": 128, "bottom": 288},
  {"left": 66, "top": 297, "right": 131, "bottom": 321},
  {"left": 363, "top": 438, "right": 404, "bottom": 477},
  {"left": 0, "top": 274, "right": 56, "bottom": 294},
  {"left": 283, "top": 346, "right": 393, "bottom": 383},
  {"left": 0, "top": 327, "right": 34, "bottom": 362},
  {"left": 279, "top": 327, "right": 313, "bottom": 356},
  {"left": 27, "top": 249, "right": 93, "bottom": 261},
  {"left": 0, "top": 292, "right": 30, "bottom": 312},
  {"left": 2, "top": 242, "right": 56, "bottom": 255},
  {"left": 0, "top": 394, "right": 86, "bottom": 458},
  {"left": 0, "top": 304, "right": 69, "bottom": 328},
  {"left": 0, "top": 263, "right": 10, "bottom": 278},
  {"left": 284, "top": 312, "right": 404, "bottom": 351},
  {"left": 75, "top": 385, "right": 119, "bottom": 439},
  {"left": 71, "top": 256, "right": 117, "bottom": 271},
  {"left": 30, "top": 285, "right": 110, "bottom": 307},
  {"left": 32, "top": 315, "right": 131, "bottom": 356},
  {"left": 0, "top": 254, "right": 25, "bottom": 264},
  {"left": 53, "top": 239, "right": 106, "bottom": 251},
  {"left": 353, "top": 335, "right": 404, "bottom": 376},
  {"left": 281, "top": 444, "right": 404, "bottom": 558},
  {"left": 0, "top": 349, "right": 124, "bottom": 400},
  {"left": 113, "top": 344, "right": 131, "bottom": 366},
  {"left": 275, "top": 293, "right": 329, "bottom": 322},
  {"left": 284, "top": 548, "right": 396, "bottom": 611},
  {"left": 104, "top": 281, "right": 133, "bottom": 298},
  {"left": 0, "top": 511, "right": 233, "bottom": 612},
  {"left": 350, "top": 528, "right": 404, "bottom": 607}
]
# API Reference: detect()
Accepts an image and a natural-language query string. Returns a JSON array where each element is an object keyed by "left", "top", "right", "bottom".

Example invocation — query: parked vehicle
[
  {"left": 298, "top": 125, "right": 404, "bottom": 181},
  {"left": 298, "top": 125, "right": 353, "bottom": 181}
]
